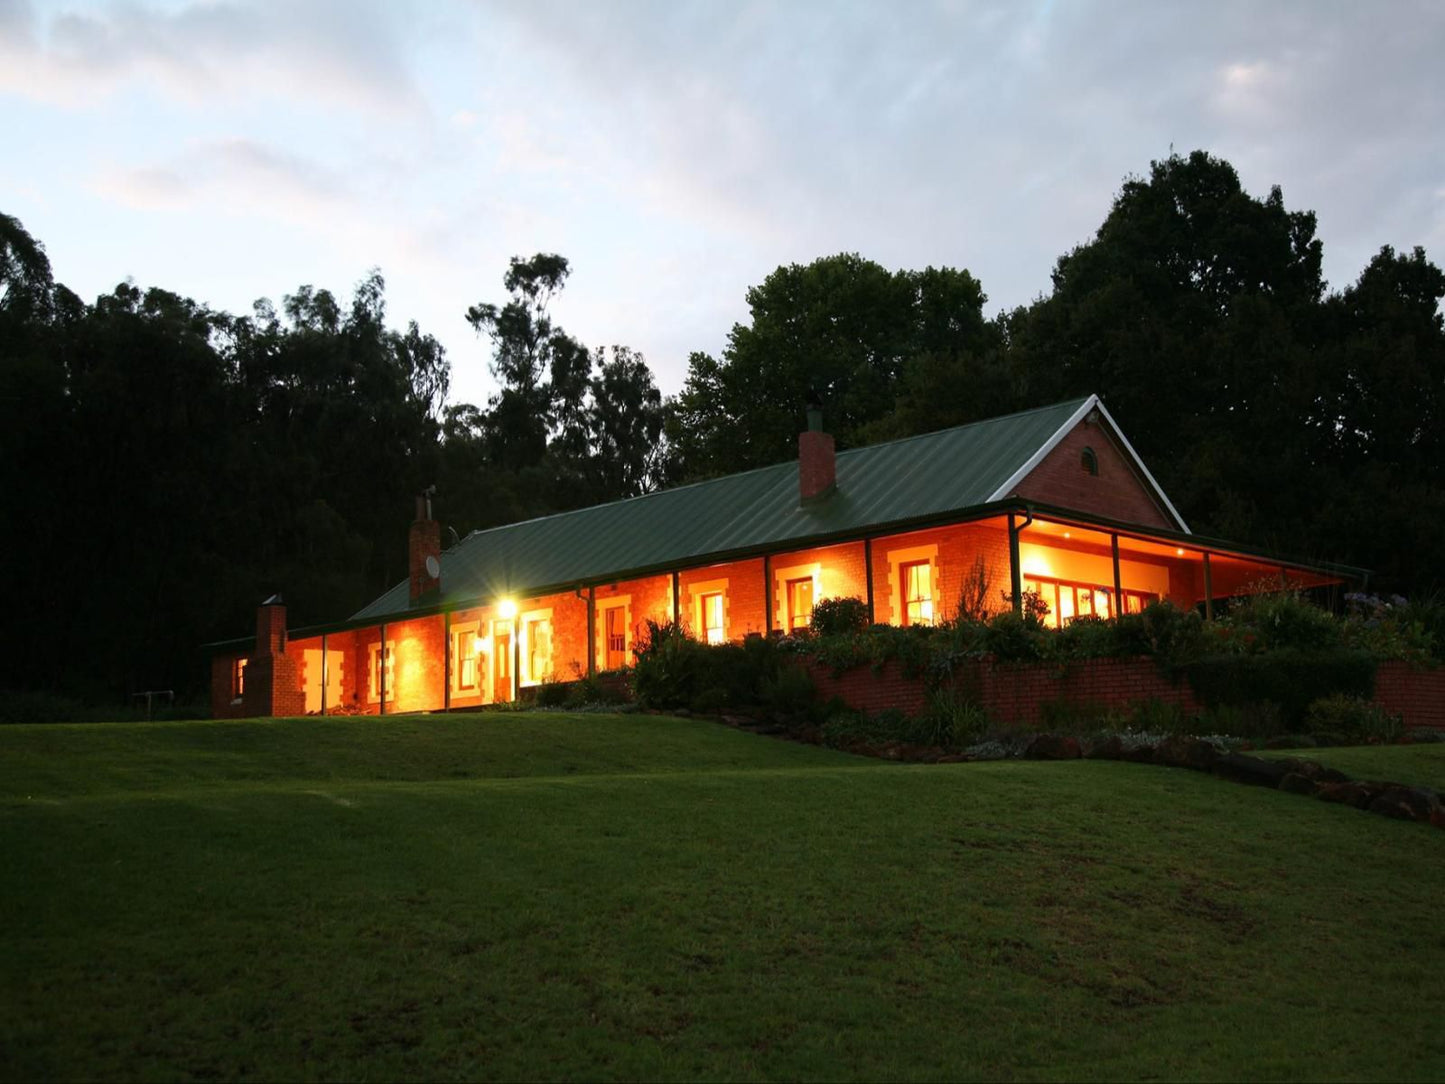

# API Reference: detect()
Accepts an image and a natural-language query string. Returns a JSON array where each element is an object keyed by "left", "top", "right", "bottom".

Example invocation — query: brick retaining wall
[
  {"left": 809, "top": 656, "right": 1444, "bottom": 730},
  {"left": 1374, "top": 661, "right": 1445, "bottom": 730}
]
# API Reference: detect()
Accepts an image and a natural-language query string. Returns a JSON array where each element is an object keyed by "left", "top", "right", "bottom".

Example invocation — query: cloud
[
  {"left": 96, "top": 138, "right": 348, "bottom": 227},
  {"left": 0, "top": 0, "right": 425, "bottom": 115}
]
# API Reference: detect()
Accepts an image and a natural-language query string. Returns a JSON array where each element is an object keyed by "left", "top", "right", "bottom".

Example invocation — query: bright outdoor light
[
  {"left": 1176, "top": 547, "right": 1185, "bottom": 556},
  {"left": 498, "top": 598, "right": 518, "bottom": 619}
]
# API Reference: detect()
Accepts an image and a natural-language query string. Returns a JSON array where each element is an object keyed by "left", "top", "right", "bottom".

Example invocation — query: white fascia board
[
  {"left": 987, "top": 393, "right": 1192, "bottom": 534},
  {"left": 987, "top": 395, "right": 1099, "bottom": 503}
]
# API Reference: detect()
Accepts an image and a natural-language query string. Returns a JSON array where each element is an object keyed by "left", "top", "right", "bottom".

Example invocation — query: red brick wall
[
  {"left": 870, "top": 521, "right": 1012, "bottom": 625},
  {"left": 529, "top": 589, "right": 590, "bottom": 684},
  {"left": 594, "top": 574, "right": 673, "bottom": 670},
  {"left": 679, "top": 558, "right": 767, "bottom": 640},
  {"left": 1012, "top": 420, "right": 1175, "bottom": 530},
  {"left": 389, "top": 615, "right": 446, "bottom": 712},
  {"left": 769, "top": 541, "right": 868, "bottom": 629},
  {"left": 808, "top": 657, "right": 1196, "bottom": 725},
  {"left": 210, "top": 654, "right": 248, "bottom": 719},
  {"left": 1374, "top": 662, "right": 1445, "bottom": 730},
  {"left": 810, "top": 657, "right": 1445, "bottom": 731}
]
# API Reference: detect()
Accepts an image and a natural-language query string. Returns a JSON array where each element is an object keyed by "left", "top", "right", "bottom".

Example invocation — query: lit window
[
  {"left": 701, "top": 592, "right": 726, "bottom": 644},
  {"left": 1024, "top": 574, "right": 1154, "bottom": 626},
  {"left": 455, "top": 629, "right": 478, "bottom": 691},
  {"left": 786, "top": 577, "right": 814, "bottom": 631},
  {"left": 232, "top": 658, "right": 248, "bottom": 701},
  {"left": 368, "top": 643, "right": 394, "bottom": 702},
  {"left": 901, "top": 561, "right": 933, "bottom": 627},
  {"left": 524, "top": 617, "right": 553, "bottom": 684}
]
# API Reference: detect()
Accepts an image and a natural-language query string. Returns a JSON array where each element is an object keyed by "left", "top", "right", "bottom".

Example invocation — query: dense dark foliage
[{"left": 3, "top": 148, "right": 1442, "bottom": 706}]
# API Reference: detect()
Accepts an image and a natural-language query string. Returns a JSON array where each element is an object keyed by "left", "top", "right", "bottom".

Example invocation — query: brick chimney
[
  {"left": 245, "top": 594, "right": 301, "bottom": 716},
  {"left": 409, "top": 490, "right": 441, "bottom": 605},
  {"left": 799, "top": 398, "right": 836, "bottom": 504},
  {"left": 255, "top": 593, "right": 287, "bottom": 656}
]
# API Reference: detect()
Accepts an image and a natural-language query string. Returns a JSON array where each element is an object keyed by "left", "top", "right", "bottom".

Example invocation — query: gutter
[{"left": 202, "top": 499, "right": 1371, "bottom": 652}]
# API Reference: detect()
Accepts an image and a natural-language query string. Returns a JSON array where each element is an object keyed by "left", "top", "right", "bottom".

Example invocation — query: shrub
[
  {"left": 1126, "top": 698, "right": 1189, "bottom": 734},
  {"left": 916, "top": 685, "right": 990, "bottom": 749},
  {"left": 1184, "top": 649, "right": 1376, "bottom": 730},
  {"left": 1195, "top": 702, "right": 1285, "bottom": 739},
  {"left": 1139, "top": 601, "right": 1206, "bottom": 666},
  {"left": 1052, "top": 615, "right": 1117, "bottom": 660},
  {"left": 759, "top": 663, "right": 817, "bottom": 717},
  {"left": 1039, "top": 698, "right": 1116, "bottom": 732},
  {"left": 1226, "top": 590, "right": 1341, "bottom": 653},
  {"left": 564, "top": 673, "right": 627, "bottom": 708},
  {"left": 631, "top": 622, "right": 792, "bottom": 711},
  {"left": 1304, "top": 694, "right": 1403, "bottom": 744},
  {"left": 981, "top": 611, "right": 1047, "bottom": 662},
  {"left": 631, "top": 620, "right": 709, "bottom": 709},
  {"left": 534, "top": 679, "right": 571, "bottom": 708},
  {"left": 810, "top": 596, "right": 870, "bottom": 637},
  {"left": 955, "top": 556, "right": 995, "bottom": 623}
]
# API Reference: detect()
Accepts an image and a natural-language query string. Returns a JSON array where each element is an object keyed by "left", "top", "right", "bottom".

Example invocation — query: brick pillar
[{"left": 409, "top": 496, "right": 442, "bottom": 605}]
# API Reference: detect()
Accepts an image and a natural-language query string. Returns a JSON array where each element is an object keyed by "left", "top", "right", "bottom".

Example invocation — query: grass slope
[{"left": 2, "top": 714, "right": 1443, "bottom": 1082}]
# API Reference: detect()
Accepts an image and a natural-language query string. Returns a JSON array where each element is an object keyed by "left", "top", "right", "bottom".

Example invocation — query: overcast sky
[{"left": 3, "top": 0, "right": 1442, "bottom": 407}]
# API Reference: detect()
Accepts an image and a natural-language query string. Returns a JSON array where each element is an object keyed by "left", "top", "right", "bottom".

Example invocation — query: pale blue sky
[{"left": 3, "top": 0, "right": 1442, "bottom": 408}]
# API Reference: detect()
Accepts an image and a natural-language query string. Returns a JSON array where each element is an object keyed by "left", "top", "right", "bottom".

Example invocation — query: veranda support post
[
  {"left": 763, "top": 555, "right": 772, "bottom": 635},
  {"left": 587, "top": 587, "right": 596, "bottom": 678},
  {"left": 1007, "top": 513, "right": 1022, "bottom": 616},
  {"left": 1203, "top": 553, "right": 1214, "bottom": 621},
  {"left": 1111, "top": 534, "right": 1123, "bottom": 618},
  {"left": 864, "top": 538, "right": 875, "bottom": 623}
]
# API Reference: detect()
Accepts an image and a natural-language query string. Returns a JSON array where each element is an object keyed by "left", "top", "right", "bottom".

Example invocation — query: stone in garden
[
  {"left": 964, "top": 741, "right": 1010, "bottom": 761},
  {"left": 1024, "top": 733, "right": 1082, "bottom": 760},
  {"left": 1278, "top": 772, "right": 1321, "bottom": 796},
  {"left": 1082, "top": 734, "right": 1124, "bottom": 760},
  {"left": 1121, "top": 743, "right": 1156, "bottom": 764},
  {"left": 1210, "top": 753, "right": 1290, "bottom": 788},
  {"left": 1153, "top": 736, "right": 1221, "bottom": 771},
  {"left": 1367, "top": 787, "right": 1441, "bottom": 824},
  {"left": 1316, "top": 780, "right": 1386, "bottom": 808}
]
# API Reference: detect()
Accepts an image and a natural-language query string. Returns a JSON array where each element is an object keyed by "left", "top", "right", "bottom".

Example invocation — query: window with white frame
[{"left": 368, "top": 643, "right": 394, "bottom": 703}]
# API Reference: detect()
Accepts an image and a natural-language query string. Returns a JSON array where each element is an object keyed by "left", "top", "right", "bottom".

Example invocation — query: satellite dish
[{"left": 425, "top": 555, "right": 441, "bottom": 580}]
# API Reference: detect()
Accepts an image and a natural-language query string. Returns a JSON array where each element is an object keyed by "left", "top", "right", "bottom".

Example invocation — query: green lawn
[{"left": 3, "top": 714, "right": 1443, "bottom": 1082}]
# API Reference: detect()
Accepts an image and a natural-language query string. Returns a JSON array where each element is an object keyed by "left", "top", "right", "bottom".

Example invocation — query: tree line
[{"left": 2, "top": 150, "right": 1441, "bottom": 704}]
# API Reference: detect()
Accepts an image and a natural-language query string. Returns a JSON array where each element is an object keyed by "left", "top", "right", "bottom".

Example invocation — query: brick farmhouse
[{"left": 209, "top": 395, "right": 1359, "bottom": 718}]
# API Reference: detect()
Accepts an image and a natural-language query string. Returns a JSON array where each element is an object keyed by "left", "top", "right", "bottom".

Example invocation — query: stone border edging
[{"left": 700, "top": 711, "right": 1445, "bottom": 830}]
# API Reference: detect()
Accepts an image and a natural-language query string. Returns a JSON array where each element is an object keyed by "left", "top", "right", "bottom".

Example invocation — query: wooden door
[
  {"left": 493, "top": 623, "right": 512, "bottom": 702},
  {"left": 605, "top": 607, "right": 627, "bottom": 670}
]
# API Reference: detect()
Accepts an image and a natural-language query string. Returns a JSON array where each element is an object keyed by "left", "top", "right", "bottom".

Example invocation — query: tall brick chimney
[
  {"left": 255, "top": 593, "right": 287, "bottom": 656},
  {"left": 245, "top": 594, "right": 301, "bottom": 716},
  {"left": 409, "top": 489, "right": 441, "bottom": 605},
  {"left": 798, "top": 397, "right": 836, "bottom": 505}
]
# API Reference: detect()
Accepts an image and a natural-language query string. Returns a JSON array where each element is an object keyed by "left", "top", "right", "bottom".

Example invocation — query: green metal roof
[{"left": 352, "top": 397, "right": 1098, "bottom": 621}]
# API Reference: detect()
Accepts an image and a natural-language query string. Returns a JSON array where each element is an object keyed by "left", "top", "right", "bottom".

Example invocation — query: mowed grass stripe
[
  {"left": 0, "top": 713, "right": 868, "bottom": 799},
  {"left": 3, "top": 716, "right": 1443, "bottom": 1082}
]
